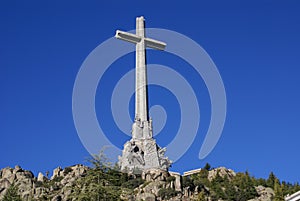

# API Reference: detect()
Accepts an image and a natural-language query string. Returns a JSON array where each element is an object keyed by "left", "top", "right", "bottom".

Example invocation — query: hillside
[{"left": 0, "top": 159, "right": 299, "bottom": 201}]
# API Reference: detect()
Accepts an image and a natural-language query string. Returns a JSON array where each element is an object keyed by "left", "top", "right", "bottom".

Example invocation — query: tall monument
[{"left": 116, "top": 16, "right": 171, "bottom": 172}]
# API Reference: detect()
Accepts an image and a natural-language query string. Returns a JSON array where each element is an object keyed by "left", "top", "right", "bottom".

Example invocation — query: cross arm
[
  {"left": 144, "top": 37, "right": 166, "bottom": 51},
  {"left": 115, "top": 30, "right": 141, "bottom": 44},
  {"left": 115, "top": 30, "right": 166, "bottom": 51}
]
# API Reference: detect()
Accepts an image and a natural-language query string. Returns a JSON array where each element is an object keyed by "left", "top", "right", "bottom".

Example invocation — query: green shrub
[
  {"left": 158, "top": 188, "right": 178, "bottom": 200},
  {"left": 121, "top": 177, "right": 144, "bottom": 189},
  {"left": 166, "top": 176, "right": 176, "bottom": 183},
  {"left": 52, "top": 176, "right": 63, "bottom": 182}
]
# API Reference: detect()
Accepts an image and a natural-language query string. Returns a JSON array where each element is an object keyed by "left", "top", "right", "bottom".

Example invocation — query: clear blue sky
[{"left": 1, "top": 1, "right": 300, "bottom": 183}]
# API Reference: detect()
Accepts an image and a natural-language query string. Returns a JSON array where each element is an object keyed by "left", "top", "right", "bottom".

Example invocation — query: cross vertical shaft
[
  {"left": 135, "top": 16, "right": 148, "bottom": 122},
  {"left": 115, "top": 16, "right": 166, "bottom": 138}
]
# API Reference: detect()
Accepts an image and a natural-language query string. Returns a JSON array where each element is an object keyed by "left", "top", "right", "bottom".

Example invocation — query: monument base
[{"left": 118, "top": 138, "right": 171, "bottom": 173}]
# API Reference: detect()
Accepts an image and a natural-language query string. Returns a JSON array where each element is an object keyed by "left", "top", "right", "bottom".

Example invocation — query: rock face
[
  {"left": 37, "top": 172, "right": 47, "bottom": 182},
  {"left": 207, "top": 166, "right": 236, "bottom": 181},
  {"left": 142, "top": 168, "right": 170, "bottom": 182},
  {"left": 248, "top": 185, "right": 275, "bottom": 201},
  {"left": 0, "top": 166, "right": 34, "bottom": 200},
  {"left": 51, "top": 167, "right": 63, "bottom": 180},
  {"left": 132, "top": 169, "right": 179, "bottom": 200},
  {"left": 0, "top": 164, "right": 88, "bottom": 201}
]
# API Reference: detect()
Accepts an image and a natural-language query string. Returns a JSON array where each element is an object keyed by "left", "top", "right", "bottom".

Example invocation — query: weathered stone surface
[
  {"left": 15, "top": 170, "right": 34, "bottom": 180},
  {"left": 13, "top": 165, "right": 23, "bottom": 173},
  {"left": 70, "top": 164, "right": 87, "bottom": 177},
  {"left": 248, "top": 185, "right": 274, "bottom": 201},
  {"left": 24, "top": 170, "right": 34, "bottom": 179},
  {"left": 144, "top": 181, "right": 166, "bottom": 196},
  {"left": 136, "top": 192, "right": 156, "bottom": 201},
  {"left": 52, "top": 194, "right": 62, "bottom": 201},
  {"left": 207, "top": 167, "right": 236, "bottom": 181},
  {"left": 119, "top": 138, "right": 171, "bottom": 173},
  {"left": 51, "top": 167, "right": 63, "bottom": 179},
  {"left": 37, "top": 172, "right": 47, "bottom": 182},
  {"left": 0, "top": 166, "right": 35, "bottom": 200},
  {"left": 1, "top": 168, "right": 16, "bottom": 184},
  {"left": 142, "top": 168, "right": 169, "bottom": 182},
  {"left": 0, "top": 178, "right": 10, "bottom": 194},
  {"left": 169, "top": 197, "right": 183, "bottom": 201},
  {"left": 1, "top": 167, "right": 13, "bottom": 179},
  {"left": 0, "top": 165, "right": 91, "bottom": 200}
]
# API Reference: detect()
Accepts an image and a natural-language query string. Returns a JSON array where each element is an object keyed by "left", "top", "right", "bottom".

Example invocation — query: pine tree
[
  {"left": 2, "top": 183, "right": 22, "bottom": 201},
  {"left": 203, "top": 163, "right": 211, "bottom": 171},
  {"left": 267, "top": 172, "right": 277, "bottom": 188},
  {"left": 274, "top": 179, "right": 284, "bottom": 201},
  {"left": 232, "top": 172, "right": 258, "bottom": 201}
]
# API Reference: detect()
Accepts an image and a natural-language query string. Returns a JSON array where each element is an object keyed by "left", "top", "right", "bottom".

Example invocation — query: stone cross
[
  {"left": 115, "top": 16, "right": 166, "bottom": 122},
  {"left": 116, "top": 16, "right": 171, "bottom": 172}
]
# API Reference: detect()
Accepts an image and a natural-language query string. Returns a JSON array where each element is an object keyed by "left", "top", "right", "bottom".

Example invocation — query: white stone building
[{"left": 285, "top": 190, "right": 300, "bottom": 201}]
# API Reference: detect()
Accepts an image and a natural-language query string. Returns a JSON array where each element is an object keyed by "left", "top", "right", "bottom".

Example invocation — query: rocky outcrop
[
  {"left": 142, "top": 168, "right": 170, "bottom": 182},
  {"left": 37, "top": 172, "right": 48, "bottom": 182},
  {"left": 207, "top": 166, "right": 236, "bottom": 181},
  {"left": 0, "top": 165, "right": 279, "bottom": 201},
  {"left": 51, "top": 167, "right": 63, "bottom": 180},
  {"left": 0, "top": 164, "right": 88, "bottom": 200},
  {"left": 136, "top": 192, "right": 156, "bottom": 201},
  {"left": 249, "top": 185, "right": 274, "bottom": 201},
  {"left": 141, "top": 169, "right": 175, "bottom": 195},
  {"left": 0, "top": 166, "right": 34, "bottom": 200}
]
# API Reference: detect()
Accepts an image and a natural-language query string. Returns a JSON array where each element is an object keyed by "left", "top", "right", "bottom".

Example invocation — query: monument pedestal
[{"left": 118, "top": 119, "right": 171, "bottom": 173}]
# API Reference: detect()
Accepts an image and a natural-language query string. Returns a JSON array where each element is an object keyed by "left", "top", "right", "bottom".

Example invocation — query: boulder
[
  {"left": 208, "top": 167, "right": 236, "bottom": 181},
  {"left": 136, "top": 192, "right": 156, "bottom": 201},
  {"left": 70, "top": 164, "right": 87, "bottom": 177},
  {"left": 51, "top": 167, "right": 63, "bottom": 180},
  {"left": 37, "top": 172, "right": 47, "bottom": 182},
  {"left": 13, "top": 165, "right": 23, "bottom": 174},
  {"left": 0, "top": 178, "right": 11, "bottom": 192},
  {"left": 1, "top": 167, "right": 13, "bottom": 179},
  {"left": 248, "top": 185, "right": 274, "bottom": 201},
  {"left": 16, "top": 170, "right": 34, "bottom": 180},
  {"left": 34, "top": 187, "right": 48, "bottom": 198},
  {"left": 143, "top": 180, "right": 166, "bottom": 196},
  {"left": 24, "top": 171, "right": 34, "bottom": 179},
  {"left": 142, "top": 168, "right": 169, "bottom": 182}
]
